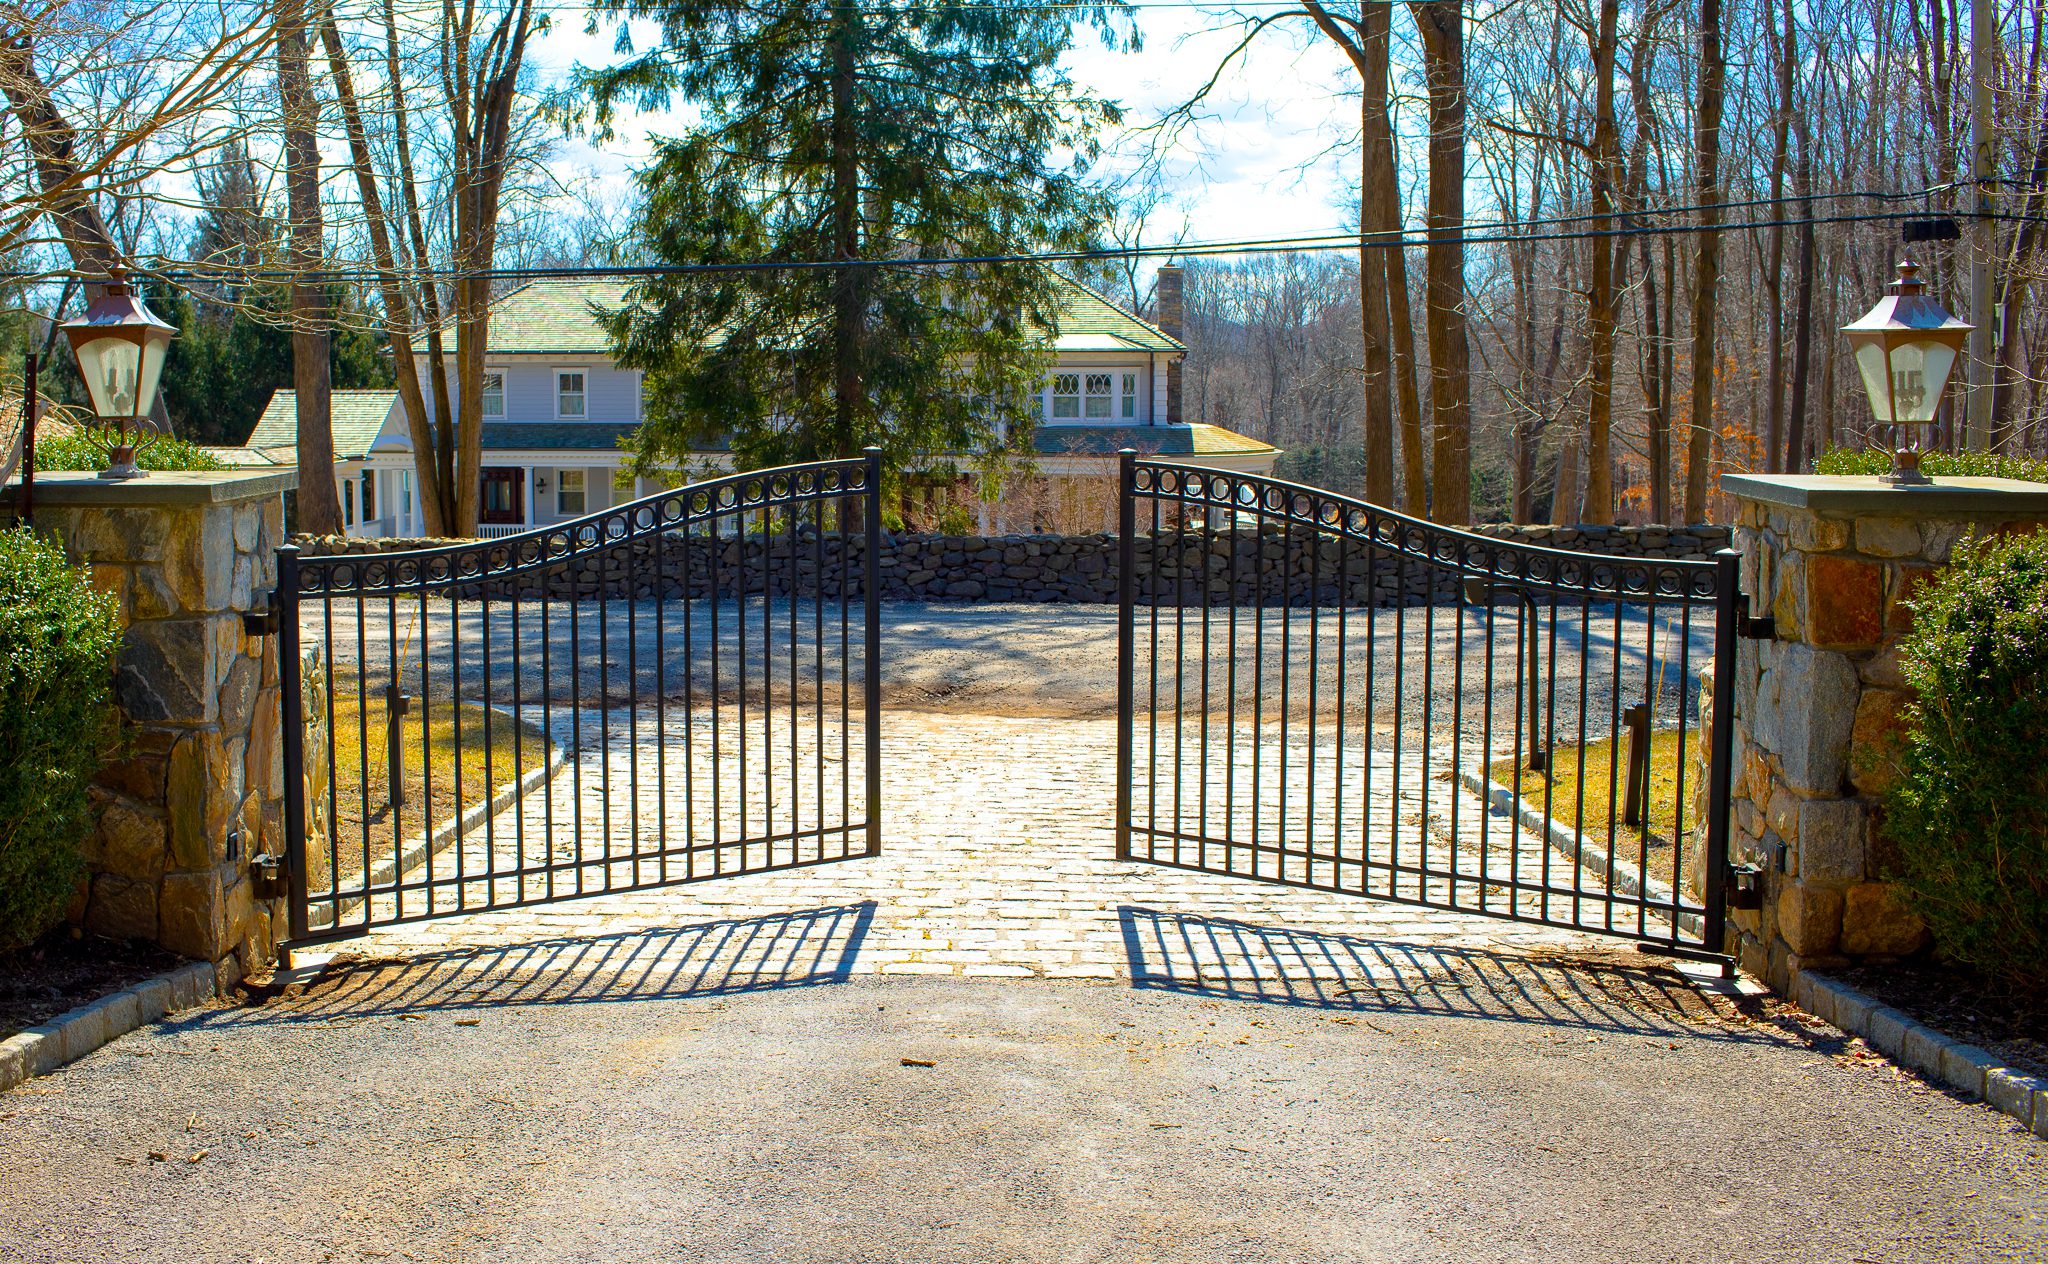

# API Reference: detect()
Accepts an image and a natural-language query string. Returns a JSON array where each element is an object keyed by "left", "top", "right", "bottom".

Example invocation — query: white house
[{"left": 244, "top": 267, "right": 1279, "bottom": 537}]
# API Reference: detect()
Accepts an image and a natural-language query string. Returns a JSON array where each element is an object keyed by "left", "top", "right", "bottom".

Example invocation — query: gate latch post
[
  {"left": 1725, "top": 861, "right": 1766, "bottom": 910},
  {"left": 250, "top": 853, "right": 288, "bottom": 900}
]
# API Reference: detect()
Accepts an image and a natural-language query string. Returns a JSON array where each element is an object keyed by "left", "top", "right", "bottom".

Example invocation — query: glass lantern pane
[
  {"left": 1891, "top": 340, "right": 1957, "bottom": 424},
  {"left": 75, "top": 335, "right": 145, "bottom": 418},
  {"left": 135, "top": 337, "right": 168, "bottom": 423},
  {"left": 1852, "top": 343, "right": 1894, "bottom": 423}
]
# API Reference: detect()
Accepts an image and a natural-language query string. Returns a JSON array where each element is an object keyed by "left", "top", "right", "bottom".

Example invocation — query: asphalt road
[{"left": 4, "top": 962, "right": 2044, "bottom": 1264}]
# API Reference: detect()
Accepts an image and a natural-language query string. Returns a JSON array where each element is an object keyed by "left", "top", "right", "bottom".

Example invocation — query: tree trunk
[
  {"left": 1357, "top": 21, "right": 1395, "bottom": 506},
  {"left": 1684, "top": 0, "right": 1726, "bottom": 524},
  {"left": 1785, "top": 109, "right": 1817, "bottom": 472},
  {"left": 1761, "top": 0, "right": 1795, "bottom": 474},
  {"left": 830, "top": 0, "right": 864, "bottom": 457},
  {"left": 1581, "top": 0, "right": 1621, "bottom": 524},
  {"left": 277, "top": 0, "right": 340, "bottom": 535},
  {"left": 1409, "top": 0, "right": 1471, "bottom": 524},
  {"left": 318, "top": 9, "right": 450, "bottom": 535}
]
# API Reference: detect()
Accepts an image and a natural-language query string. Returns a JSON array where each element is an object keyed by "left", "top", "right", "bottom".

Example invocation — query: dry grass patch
[
  {"left": 321, "top": 684, "right": 552, "bottom": 881},
  {"left": 1489, "top": 729, "right": 1689, "bottom": 864}
]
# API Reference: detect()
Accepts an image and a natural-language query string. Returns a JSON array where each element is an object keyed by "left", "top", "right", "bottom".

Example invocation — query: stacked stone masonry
[
  {"left": 1715, "top": 477, "right": 2047, "bottom": 991},
  {"left": 5, "top": 473, "right": 296, "bottom": 979},
  {"left": 295, "top": 523, "right": 1730, "bottom": 607}
]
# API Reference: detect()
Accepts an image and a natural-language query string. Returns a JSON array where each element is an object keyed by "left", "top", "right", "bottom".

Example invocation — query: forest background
[{"left": 0, "top": 0, "right": 2037, "bottom": 528}]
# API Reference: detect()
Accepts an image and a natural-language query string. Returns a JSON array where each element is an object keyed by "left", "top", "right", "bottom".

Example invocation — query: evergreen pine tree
[{"left": 578, "top": 0, "right": 1130, "bottom": 474}]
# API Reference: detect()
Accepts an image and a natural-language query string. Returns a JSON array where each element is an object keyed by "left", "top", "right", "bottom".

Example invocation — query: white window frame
[
  {"left": 555, "top": 367, "right": 587, "bottom": 420},
  {"left": 480, "top": 370, "right": 506, "bottom": 419},
  {"left": 556, "top": 467, "right": 587, "bottom": 516},
  {"left": 1047, "top": 372, "right": 1081, "bottom": 421},
  {"left": 1044, "top": 366, "right": 1142, "bottom": 424}
]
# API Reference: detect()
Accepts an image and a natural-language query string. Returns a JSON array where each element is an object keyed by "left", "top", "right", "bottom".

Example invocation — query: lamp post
[
  {"left": 1842, "top": 258, "right": 1973, "bottom": 486},
  {"left": 58, "top": 272, "right": 176, "bottom": 480}
]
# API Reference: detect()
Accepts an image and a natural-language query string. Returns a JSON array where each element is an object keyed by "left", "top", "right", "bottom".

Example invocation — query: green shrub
[
  {"left": 0, "top": 529, "right": 122, "bottom": 952},
  {"left": 1814, "top": 446, "right": 2048, "bottom": 483},
  {"left": 936, "top": 503, "right": 976, "bottom": 536},
  {"left": 33, "top": 431, "right": 226, "bottom": 473},
  {"left": 1884, "top": 529, "right": 2048, "bottom": 991}
]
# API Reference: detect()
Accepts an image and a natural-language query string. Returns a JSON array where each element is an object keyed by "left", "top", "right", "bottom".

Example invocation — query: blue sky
[{"left": 522, "top": 4, "right": 1366, "bottom": 254}]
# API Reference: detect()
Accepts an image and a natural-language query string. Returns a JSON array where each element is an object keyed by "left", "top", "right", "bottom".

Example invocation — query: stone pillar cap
[
  {"left": 0, "top": 469, "right": 296, "bottom": 508},
  {"left": 1721, "top": 473, "right": 2048, "bottom": 519}
]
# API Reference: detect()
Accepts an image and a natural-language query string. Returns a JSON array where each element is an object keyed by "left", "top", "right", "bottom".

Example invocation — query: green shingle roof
[
  {"left": 439, "top": 272, "right": 1182, "bottom": 355},
  {"left": 246, "top": 389, "right": 397, "bottom": 460},
  {"left": 479, "top": 422, "right": 636, "bottom": 451}
]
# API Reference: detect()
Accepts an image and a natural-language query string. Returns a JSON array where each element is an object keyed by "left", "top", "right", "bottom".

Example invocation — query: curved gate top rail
[
  {"left": 1128, "top": 458, "right": 1724, "bottom": 604},
  {"left": 288, "top": 455, "right": 876, "bottom": 597}
]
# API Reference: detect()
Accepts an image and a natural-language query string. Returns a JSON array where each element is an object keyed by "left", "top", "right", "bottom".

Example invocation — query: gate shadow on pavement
[
  {"left": 218, "top": 903, "right": 876, "bottom": 1024},
  {"left": 1118, "top": 905, "right": 1783, "bottom": 1044}
]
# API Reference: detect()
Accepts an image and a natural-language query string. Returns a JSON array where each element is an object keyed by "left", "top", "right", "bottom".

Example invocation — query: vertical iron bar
[
  {"left": 1702, "top": 550, "right": 1739, "bottom": 953},
  {"left": 864, "top": 448, "right": 883, "bottom": 856},
  {"left": 278, "top": 547, "right": 308, "bottom": 943},
  {"left": 1115, "top": 449, "right": 1137, "bottom": 859}
]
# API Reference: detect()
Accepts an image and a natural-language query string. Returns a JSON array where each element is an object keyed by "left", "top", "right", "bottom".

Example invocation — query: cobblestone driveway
[{"left": 341, "top": 709, "right": 1612, "bottom": 986}]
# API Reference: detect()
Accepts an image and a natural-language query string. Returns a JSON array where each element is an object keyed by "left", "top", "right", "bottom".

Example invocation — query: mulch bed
[
  {"left": 0, "top": 929, "right": 183, "bottom": 1040},
  {"left": 1831, "top": 960, "right": 2048, "bottom": 1081}
]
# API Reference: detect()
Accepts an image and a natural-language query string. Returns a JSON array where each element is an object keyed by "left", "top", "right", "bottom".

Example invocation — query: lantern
[
  {"left": 58, "top": 272, "right": 176, "bottom": 480},
  {"left": 1842, "top": 258, "right": 1973, "bottom": 486}
]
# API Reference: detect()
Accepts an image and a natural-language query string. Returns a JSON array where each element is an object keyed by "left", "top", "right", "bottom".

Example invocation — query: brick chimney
[{"left": 1156, "top": 264, "right": 1183, "bottom": 425}]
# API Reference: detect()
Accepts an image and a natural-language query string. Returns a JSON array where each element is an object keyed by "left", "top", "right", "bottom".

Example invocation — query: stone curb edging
[
  {"left": 1453, "top": 763, "right": 2048, "bottom": 1138},
  {"left": 1790, "top": 967, "right": 2048, "bottom": 1139},
  {"left": 0, "top": 960, "right": 219, "bottom": 1095}
]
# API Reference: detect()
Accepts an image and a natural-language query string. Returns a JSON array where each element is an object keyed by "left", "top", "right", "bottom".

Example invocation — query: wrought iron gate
[
  {"left": 278, "top": 454, "right": 882, "bottom": 944},
  {"left": 1114, "top": 454, "right": 1735, "bottom": 955}
]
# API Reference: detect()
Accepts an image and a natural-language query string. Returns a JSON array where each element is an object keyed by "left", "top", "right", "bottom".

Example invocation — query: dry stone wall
[{"left": 294, "top": 523, "right": 1729, "bottom": 606}]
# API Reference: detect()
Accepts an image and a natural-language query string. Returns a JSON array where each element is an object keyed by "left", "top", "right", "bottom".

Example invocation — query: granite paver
[{"left": 328, "top": 708, "right": 1642, "bottom": 984}]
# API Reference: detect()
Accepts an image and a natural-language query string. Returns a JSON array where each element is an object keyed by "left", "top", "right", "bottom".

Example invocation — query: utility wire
[{"left": 109, "top": 205, "right": 2000, "bottom": 287}]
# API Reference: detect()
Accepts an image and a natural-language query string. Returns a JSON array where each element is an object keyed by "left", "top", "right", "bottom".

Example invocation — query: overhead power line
[{"left": 109, "top": 204, "right": 2005, "bottom": 287}]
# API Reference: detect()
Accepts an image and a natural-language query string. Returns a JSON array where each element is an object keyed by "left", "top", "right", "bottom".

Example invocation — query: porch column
[{"left": 524, "top": 464, "right": 538, "bottom": 526}]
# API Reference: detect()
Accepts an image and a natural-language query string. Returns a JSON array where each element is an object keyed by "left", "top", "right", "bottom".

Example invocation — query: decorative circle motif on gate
[
  {"left": 1129, "top": 458, "right": 1720, "bottom": 603},
  {"left": 288, "top": 457, "right": 873, "bottom": 596}
]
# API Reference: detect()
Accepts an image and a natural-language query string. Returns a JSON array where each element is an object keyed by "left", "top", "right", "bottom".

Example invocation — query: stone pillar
[
  {"left": 1, "top": 471, "right": 297, "bottom": 983},
  {"left": 1719, "top": 473, "right": 2048, "bottom": 990}
]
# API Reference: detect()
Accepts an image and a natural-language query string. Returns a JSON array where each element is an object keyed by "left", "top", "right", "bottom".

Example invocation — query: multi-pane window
[
  {"left": 481, "top": 371, "right": 505, "bottom": 418},
  {"left": 556, "top": 370, "right": 586, "bottom": 418},
  {"left": 360, "top": 471, "right": 375, "bottom": 520},
  {"left": 1084, "top": 373, "right": 1114, "bottom": 418},
  {"left": 1045, "top": 369, "right": 1142, "bottom": 422},
  {"left": 1050, "top": 373, "right": 1081, "bottom": 419},
  {"left": 556, "top": 468, "right": 587, "bottom": 516}
]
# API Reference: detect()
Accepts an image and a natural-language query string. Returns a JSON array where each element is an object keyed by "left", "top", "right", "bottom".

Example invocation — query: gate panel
[
  {"left": 1115, "top": 454, "right": 1732, "bottom": 952},
  {"left": 280, "top": 454, "right": 881, "bottom": 944}
]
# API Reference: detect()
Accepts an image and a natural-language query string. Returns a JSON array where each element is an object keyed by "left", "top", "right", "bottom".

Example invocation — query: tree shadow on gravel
[
  {"left": 212, "top": 902, "right": 876, "bottom": 1025},
  {"left": 1119, "top": 905, "right": 1806, "bottom": 1046}
]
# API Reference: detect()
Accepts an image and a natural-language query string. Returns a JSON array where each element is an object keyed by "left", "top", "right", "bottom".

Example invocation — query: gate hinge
[
  {"left": 1726, "top": 862, "right": 1766, "bottom": 910},
  {"left": 242, "top": 603, "right": 278, "bottom": 638},
  {"left": 250, "top": 853, "right": 288, "bottom": 900},
  {"left": 1735, "top": 594, "right": 1776, "bottom": 641}
]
